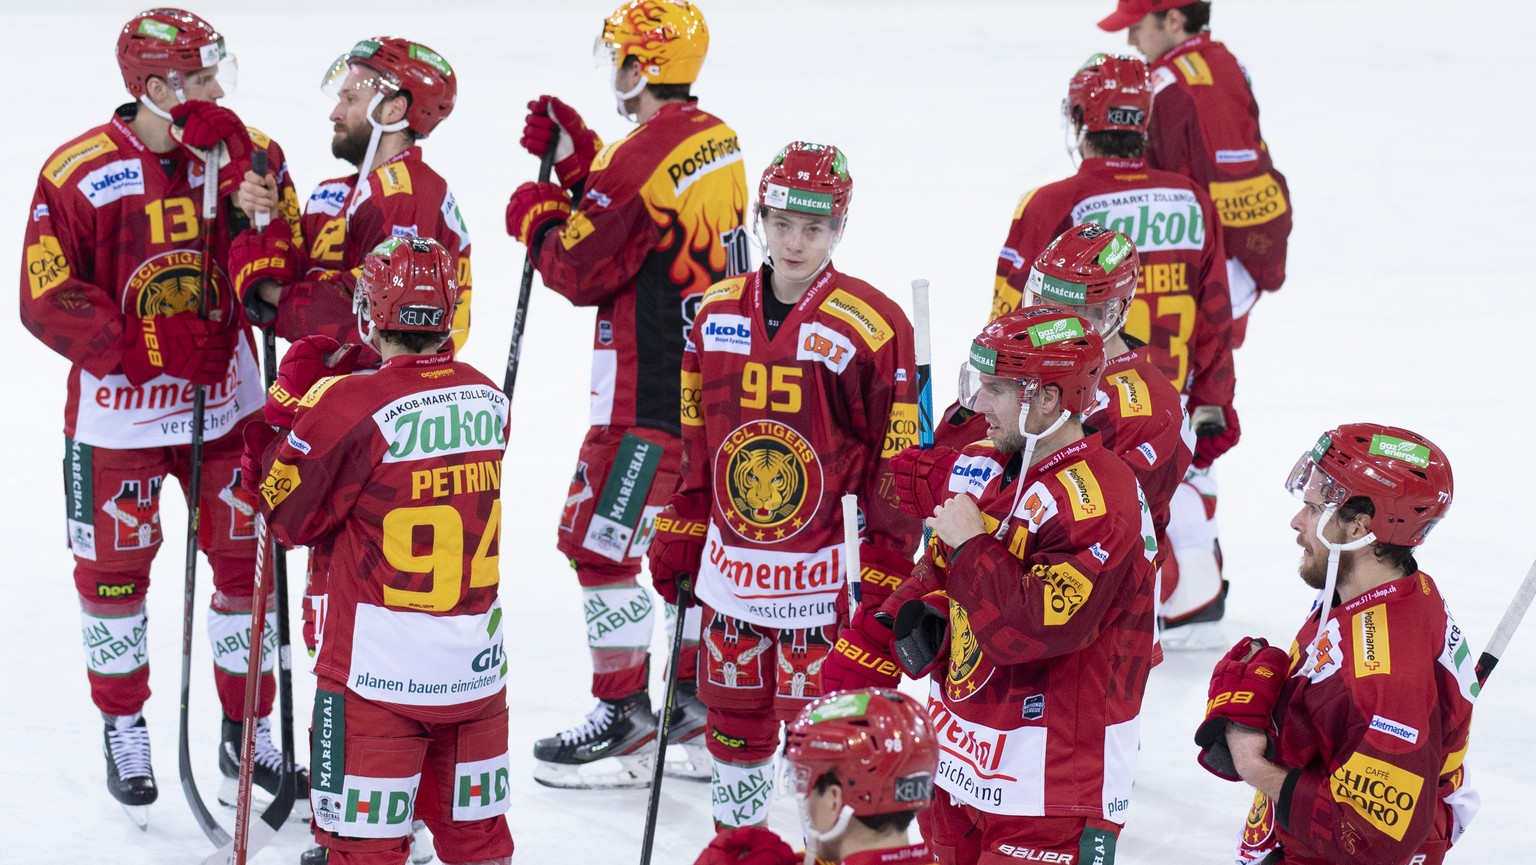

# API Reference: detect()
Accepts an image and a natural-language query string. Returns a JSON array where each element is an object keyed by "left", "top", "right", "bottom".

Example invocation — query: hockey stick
[
  {"left": 180, "top": 141, "right": 232, "bottom": 846},
  {"left": 1475, "top": 556, "right": 1536, "bottom": 687},
  {"left": 843, "top": 493, "right": 863, "bottom": 606},
  {"left": 638, "top": 575, "right": 693, "bottom": 865},
  {"left": 502, "top": 136, "right": 560, "bottom": 398},
  {"left": 912, "top": 279, "right": 935, "bottom": 549}
]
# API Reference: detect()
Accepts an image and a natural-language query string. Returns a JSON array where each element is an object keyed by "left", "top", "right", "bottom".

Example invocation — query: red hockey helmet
[
  {"left": 1067, "top": 53, "right": 1151, "bottom": 134},
  {"left": 356, "top": 236, "right": 458, "bottom": 334},
  {"left": 961, "top": 306, "right": 1105, "bottom": 414},
  {"left": 322, "top": 37, "right": 456, "bottom": 137},
  {"left": 597, "top": 0, "right": 710, "bottom": 85},
  {"left": 118, "top": 9, "right": 231, "bottom": 98},
  {"left": 759, "top": 142, "right": 853, "bottom": 220},
  {"left": 1285, "top": 424, "right": 1453, "bottom": 547},
  {"left": 1018, "top": 223, "right": 1139, "bottom": 337},
  {"left": 783, "top": 689, "right": 937, "bottom": 817}
]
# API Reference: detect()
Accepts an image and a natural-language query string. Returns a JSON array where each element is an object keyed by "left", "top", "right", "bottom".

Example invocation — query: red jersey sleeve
[
  {"left": 534, "top": 180, "right": 660, "bottom": 308},
  {"left": 20, "top": 175, "right": 127, "bottom": 378},
  {"left": 1184, "top": 186, "right": 1235, "bottom": 407},
  {"left": 670, "top": 299, "right": 715, "bottom": 520}
]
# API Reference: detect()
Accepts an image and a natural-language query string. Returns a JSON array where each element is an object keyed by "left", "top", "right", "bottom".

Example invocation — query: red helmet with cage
[
  {"left": 118, "top": 9, "right": 229, "bottom": 98},
  {"left": 1285, "top": 424, "right": 1453, "bottom": 547},
  {"left": 759, "top": 142, "right": 853, "bottom": 220},
  {"left": 325, "top": 37, "right": 457, "bottom": 137},
  {"left": 1067, "top": 53, "right": 1151, "bottom": 134},
  {"left": 965, "top": 306, "right": 1105, "bottom": 414},
  {"left": 356, "top": 236, "right": 458, "bottom": 334},
  {"left": 783, "top": 689, "right": 937, "bottom": 817}
]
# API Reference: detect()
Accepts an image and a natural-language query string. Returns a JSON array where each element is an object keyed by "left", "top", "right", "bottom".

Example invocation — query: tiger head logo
[
  {"left": 127, "top": 250, "right": 220, "bottom": 318},
  {"left": 730, "top": 444, "right": 803, "bottom": 526},
  {"left": 714, "top": 421, "right": 824, "bottom": 544},
  {"left": 138, "top": 271, "right": 203, "bottom": 316}
]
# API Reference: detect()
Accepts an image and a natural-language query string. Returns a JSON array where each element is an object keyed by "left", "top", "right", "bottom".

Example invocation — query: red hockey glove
[
  {"left": 121, "top": 312, "right": 237, "bottom": 386},
  {"left": 1192, "top": 404, "right": 1241, "bottom": 470},
  {"left": 505, "top": 182, "right": 571, "bottom": 248},
  {"left": 265, "top": 336, "right": 367, "bottom": 429},
  {"left": 521, "top": 95, "right": 604, "bottom": 190},
  {"left": 693, "top": 826, "right": 798, "bottom": 865},
  {"left": 648, "top": 508, "right": 708, "bottom": 606},
  {"left": 1194, "top": 636, "right": 1288, "bottom": 781},
  {"left": 171, "top": 101, "right": 253, "bottom": 162},
  {"left": 893, "top": 590, "right": 951, "bottom": 678},
  {"left": 823, "top": 605, "right": 901, "bottom": 692},
  {"left": 229, "top": 221, "right": 297, "bottom": 326},
  {"left": 890, "top": 445, "right": 960, "bottom": 518},
  {"left": 240, "top": 420, "right": 279, "bottom": 498},
  {"left": 857, "top": 543, "right": 914, "bottom": 611}
]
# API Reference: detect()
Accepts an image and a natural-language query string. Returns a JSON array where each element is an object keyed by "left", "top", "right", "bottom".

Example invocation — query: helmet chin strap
[
  {"left": 1309, "top": 505, "right": 1376, "bottom": 647},
  {"left": 612, "top": 65, "right": 647, "bottom": 119},
  {"left": 1064, "top": 122, "right": 1086, "bottom": 169},
  {"left": 354, "top": 294, "right": 379, "bottom": 350},
  {"left": 798, "top": 800, "right": 855, "bottom": 865},
  {"left": 994, "top": 407, "right": 1072, "bottom": 540},
  {"left": 347, "top": 90, "right": 410, "bottom": 222}
]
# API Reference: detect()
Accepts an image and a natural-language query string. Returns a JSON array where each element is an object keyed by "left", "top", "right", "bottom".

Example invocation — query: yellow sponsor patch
[
  {"left": 1033, "top": 561, "right": 1094, "bottom": 625},
  {"left": 1208, "top": 172, "right": 1288, "bottom": 228},
  {"left": 377, "top": 162, "right": 412, "bottom": 196},
  {"left": 1110, "top": 368, "right": 1152, "bottom": 418},
  {"left": 589, "top": 127, "right": 641, "bottom": 173},
  {"left": 455, "top": 255, "right": 473, "bottom": 289},
  {"left": 700, "top": 277, "right": 746, "bottom": 308},
  {"left": 46, "top": 133, "right": 116, "bottom": 187},
  {"left": 246, "top": 126, "right": 272, "bottom": 149},
  {"left": 298, "top": 375, "right": 347, "bottom": 408},
  {"left": 559, "top": 209, "right": 596, "bottom": 250},
  {"left": 992, "top": 278, "right": 1022, "bottom": 321},
  {"left": 1174, "top": 52, "right": 1214, "bottom": 86},
  {"left": 1353, "top": 604, "right": 1392, "bottom": 678},
  {"left": 882, "top": 402, "right": 919, "bottom": 458},
  {"left": 26, "top": 235, "right": 71, "bottom": 298},
  {"left": 1011, "top": 187, "right": 1038, "bottom": 221},
  {"left": 260, "top": 460, "right": 301, "bottom": 509},
  {"left": 821, "top": 289, "right": 892, "bottom": 351},
  {"left": 1056, "top": 461, "right": 1106, "bottom": 521},
  {"left": 681, "top": 369, "right": 703, "bottom": 427},
  {"left": 1330, "top": 752, "right": 1424, "bottom": 841}
]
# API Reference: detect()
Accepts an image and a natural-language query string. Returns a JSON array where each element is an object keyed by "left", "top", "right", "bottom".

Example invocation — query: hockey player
[
  {"left": 646, "top": 142, "right": 922, "bottom": 829},
  {"left": 693, "top": 689, "right": 939, "bottom": 865},
  {"left": 249, "top": 237, "right": 512, "bottom": 865},
  {"left": 19, "top": 8, "right": 301, "bottom": 819},
  {"left": 1194, "top": 424, "right": 1478, "bottom": 865},
  {"left": 1098, "top": 1, "right": 1291, "bottom": 347},
  {"left": 231, "top": 35, "right": 472, "bottom": 355},
  {"left": 826, "top": 307, "right": 1157, "bottom": 864},
  {"left": 503, "top": 0, "right": 747, "bottom": 786}
]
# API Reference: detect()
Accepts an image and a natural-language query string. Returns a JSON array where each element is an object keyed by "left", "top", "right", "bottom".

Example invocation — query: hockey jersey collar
[
  {"left": 1080, "top": 156, "right": 1148, "bottom": 175},
  {"left": 1155, "top": 31, "right": 1213, "bottom": 70},
  {"left": 840, "top": 843, "right": 937, "bottom": 865},
  {"left": 380, "top": 350, "right": 455, "bottom": 372}
]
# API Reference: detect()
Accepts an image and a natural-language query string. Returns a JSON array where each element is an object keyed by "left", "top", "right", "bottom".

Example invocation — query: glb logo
[
  {"left": 397, "top": 306, "right": 444, "bottom": 328},
  {"left": 471, "top": 644, "right": 503, "bottom": 673}
]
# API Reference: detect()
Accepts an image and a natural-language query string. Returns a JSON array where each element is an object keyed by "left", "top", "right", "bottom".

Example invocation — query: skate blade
[
  {"left": 532, "top": 750, "right": 654, "bottom": 789},
  {"left": 662, "top": 739, "right": 711, "bottom": 782},
  {"left": 1160, "top": 621, "right": 1229, "bottom": 652},
  {"left": 218, "top": 775, "right": 314, "bottom": 822},
  {"left": 409, "top": 820, "right": 435, "bottom": 864},
  {"left": 120, "top": 802, "right": 149, "bottom": 830}
]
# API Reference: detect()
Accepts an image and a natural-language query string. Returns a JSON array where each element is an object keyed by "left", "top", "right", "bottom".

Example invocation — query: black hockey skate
[
  {"left": 104, "top": 713, "right": 156, "bottom": 829},
  {"left": 1161, "top": 579, "right": 1230, "bottom": 651},
  {"left": 218, "top": 715, "right": 311, "bottom": 820},
  {"left": 532, "top": 691, "right": 657, "bottom": 789},
  {"left": 661, "top": 680, "right": 711, "bottom": 781}
]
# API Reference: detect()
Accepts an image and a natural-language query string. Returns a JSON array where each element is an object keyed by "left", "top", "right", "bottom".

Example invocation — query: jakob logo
[{"left": 714, "top": 420, "right": 823, "bottom": 543}]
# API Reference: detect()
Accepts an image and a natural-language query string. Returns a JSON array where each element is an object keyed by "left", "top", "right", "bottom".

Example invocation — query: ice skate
[
  {"left": 1161, "top": 580, "right": 1229, "bottom": 651},
  {"left": 103, "top": 713, "right": 156, "bottom": 829},
  {"left": 660, "top": 680, "right": 710, "bottom": 781},
  {"left": 218, "top": 715, "right": 312, "bottom": 821},
  {"left": 532, "top": 692, "right": 657, "bottom": 789}
]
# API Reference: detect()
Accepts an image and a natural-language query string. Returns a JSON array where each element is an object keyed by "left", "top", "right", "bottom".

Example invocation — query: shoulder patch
[
  {"left": 1108, "top": 369, "right": 1152, "bottom": 418},
  {"left": 1012, "top": 187, "right": 1039, "bottom": 221},
  {"left": 298, "top": 375, "right": 349, "bottom": 409},
  {"left": 1173, "top": 52, "right": 1214, "bottom": 86},
  {"left": 306, "top": 181, "right": 352, "bottom": 216},
  {"left": 1149, "top": 66, "right": 1177, "bottom": 95},
  {"left": 820, "top": 288, "right": 893, "bottom": 351},
  {"left": 1352, "top": 604, "right": 1392, "bottom": 678},
  {"left": 1330, "top": 753, "right": 1423, "bottom": 842},
  {"left": 700, "top": 277, "right": 747, "bottom": 308},
  {"left": 46, "top": 132, "right": 117, "bottom": 188},
  {"left": 589, "top": 125, "right": 644, "bottom": 174},
  {"left": 245, "top": 126, "right": 272, "bottom": 149},
  {"left": 259, "top": 459, "right": 301, "bottom": 509},
  {"left": 375, "top": 162, "right": 412, "bottom": 196},
  {"left": 1032, "top": 561, "right": 1094, "bottom": 626},
  {"left": 1055, "top": 461, "right": 1105, "bottom": 521}
]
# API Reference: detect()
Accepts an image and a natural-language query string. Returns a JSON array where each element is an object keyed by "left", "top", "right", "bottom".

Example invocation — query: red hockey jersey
[
  {"left": 1147, "top": 34, "right": 1291, "bottom": 294},
  {"left": 993, "top": 157, "right": 1233, "bottom": 408},
  {"left": 676, "top": 265, "right": 921, "bottom": 628},
  {"left": 259, "top": 353, "right": 509, "bottom": 724},
  {"left": 20, "top": 105, "right": 297, "bottom": 448},
  {"left": 908, "top": 433, "right": 1156, "bottom": 820},
  {"left": 274, "top": 148, "right": 473, "bottom": 353},
  {"left": 534, "top": 101, "right": 748, "bottom": 434},
  {"left": 1237, "top": 572, "right": 1479, "bottom": 865}
]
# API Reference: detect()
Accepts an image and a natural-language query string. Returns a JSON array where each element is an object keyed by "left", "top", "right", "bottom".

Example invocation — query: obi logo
[
  {"left": 471, "top": 644, "right": 503, "bottom": 673},
  {"left": 79, "top": 159, "right": 145, "bottom": 207},
  {"left": 796, "top": 323, "right": 854, "bottom": 374}
]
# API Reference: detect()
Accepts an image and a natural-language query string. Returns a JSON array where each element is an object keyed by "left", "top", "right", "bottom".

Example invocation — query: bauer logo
[
  {"left": 374, "top": 386, "right": 508, "bottom": 463},
  {"left": 701, "top": 314, "right": 753, "bottom": 355},
  {"left": 397, "top": 306, "right": 444, "bottom": 328},
  {"left": 78, "top": 159, "right": 145, "bottom": 207}
]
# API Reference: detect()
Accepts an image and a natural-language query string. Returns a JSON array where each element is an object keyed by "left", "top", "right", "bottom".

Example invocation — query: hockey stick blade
[{"left": 1475, "top": 555, "right": 1536, "bottom": 687}]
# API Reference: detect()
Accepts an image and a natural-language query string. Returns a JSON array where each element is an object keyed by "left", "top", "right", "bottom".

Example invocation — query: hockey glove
[
  {"left": 693, "top": 826, "right": 798, "bottom": 865},
  {"left": 893, "top": 590, "right": 952, "bottom": 678},
  {"left": 266, "top": 335, "right": 367, "bottom": 429},
  {"left": 823, "top": 605, "right": 902, "bottom": 692},
  {"left": 1192, "top": 404, "right": 1241, "bottom": 470},
  {"left": 240, "top": 420, "right": 279, "bottom": 498},
  {"left": 890, "top": 445, "right": 960, "bottom": 518},
  {"left": 169, "top": 101, "right": 255, "bottom": 195},
  {"left": 521, "top": 95, "right": 603, "bottom": 190},
  {"left": 648, "top": 508, "right": 708, "bottom": 606},
  {"left": 505, "top": 182, "right": 571, "bottom": 248},
  {"left": 1194, "top": 636, "right": 1288, "bottom": 781},
  {"left": 121, "top": 311, "right": 237, "bottom": 386},
  {"left": 229, "top": 220, "right": 297, "bottom": 326},
  {"left": 857, "top": 543, "right": 915, "bottom": 611}
]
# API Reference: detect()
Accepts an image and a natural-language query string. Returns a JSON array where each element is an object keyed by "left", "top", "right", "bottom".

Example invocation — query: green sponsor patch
[
  {"left": 64, "top": 437, "right": 94, "bottom": 523},
  {"left": 138, "top": 20, "right": 179, "bottom": 42},
  {"left": 311, "top": 687, "right": 345, "bottom": 795},
  {"left": 1027, "top": 317, "right": 1086, "bottom": 347},
  {"left": 350, "top": 39, "right": 381, "bottom": 58},
  {"left": 1097, "top": 233, "right": 1133, "bottom": 273},
  {"left": 1034, "top": 271, "right": 1089, "bottom": 305},
  {"left": 830, "top": 147, "right": 848, "bottom": 178},
  {"left": 595, "top": 433, "right": 663, "bottom": 531},
  {"left": 1369, "top": 434, "right": 1431, "bottom": 468},
  {"left": 808, "top": 692, "right": 870, "bottom": 722},
  {"left": 1078, "top": 825, "right": 1117, "bottom": 865},
  {"left": 1077, "top": 52, "right": 1110, "bottom": 73},
  {"left": 968, "top": 342, "right": 998, "bottom": 374},
  {"left": 409, "top": 44, "right": 452, "bottom": 76},
  {"left": 371, "top": 237, "right": 405, "bottom": 256},
  {"left": 1310, "top": 433, "right": 1333, "bottom": 463},
  {"left": 785, "top": 188, "right": 834, "bottom": 215}
]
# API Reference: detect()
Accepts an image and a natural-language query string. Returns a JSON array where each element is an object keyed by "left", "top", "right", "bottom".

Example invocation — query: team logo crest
[
  {"left": 704, "top": 613, "right": 771, "bottom": 690},
  {"left": 560, "top": 461, "right": 593, "bottom": 533},
  {"left": 220, "top": 470, "right": 257, "bottom": 540},
  {"left": 127, "top": 250, "right": 226, "bottom": 318},
  {"left": 104, "top": 477, "right": 162, "bottom": 550},
  {"left": 714, "top": 421, "right": 823, "bottom": 544},
  {"left": 776, "top": 625, "right": 834, "bottom": 700},
  {"left": 945, "top": 601, "right": 991, "bottom": 700}
]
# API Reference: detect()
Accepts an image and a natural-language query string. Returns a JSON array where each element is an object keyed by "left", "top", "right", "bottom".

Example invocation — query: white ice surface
[{"left": 3, "top": 1, "right": 1534, "bottom": 863}]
